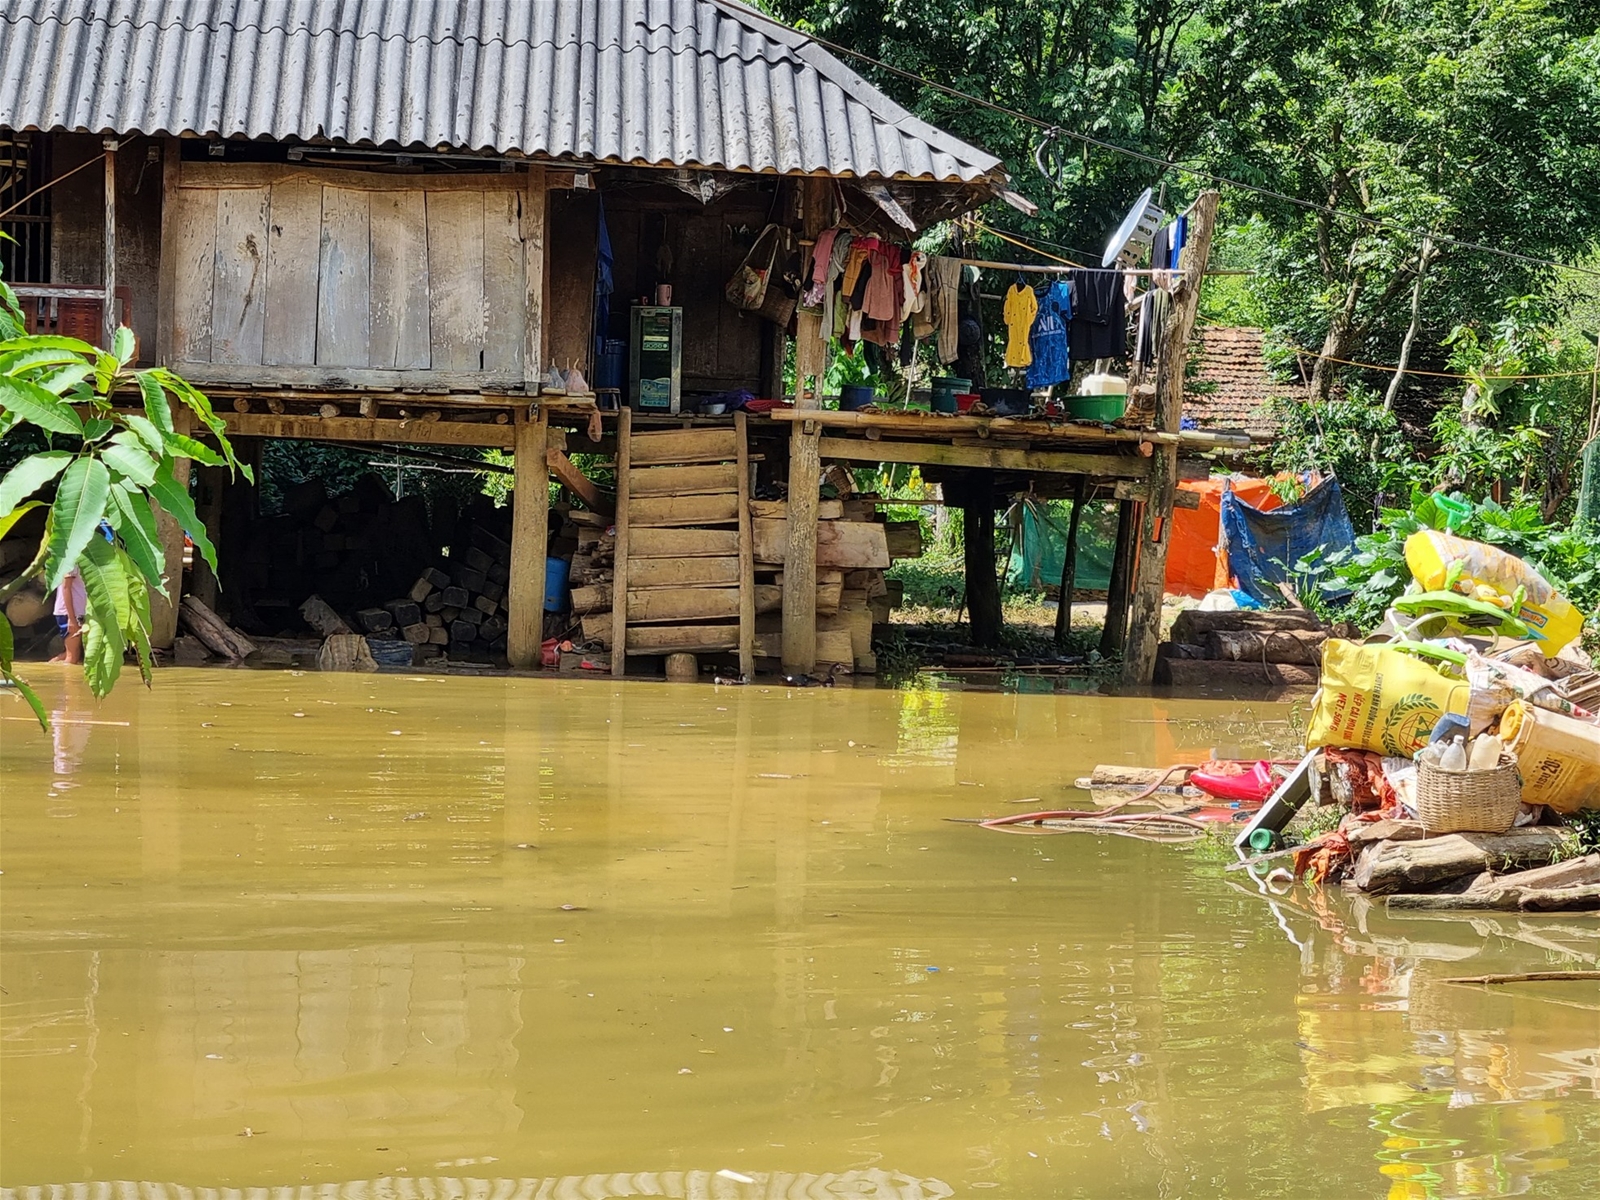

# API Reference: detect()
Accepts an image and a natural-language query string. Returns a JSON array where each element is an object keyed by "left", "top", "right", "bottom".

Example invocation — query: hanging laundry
[
  {"left": 1026, "top": 280, "right": 1072, "bottom": 388},
  {"left": 1068, "top": 269, "right": 1126, "bottom": 361},
  {"left": 1169, "top": 215, "right": 1187, "bottom": 268},
  {"left": 803, "top": 227, "right": 841, "bottom": 308},
  {"left": 901, "top": 250, "right": 927, "bottom": 322},
  {"left": 928, "top": 256, "right": 963, "bottom": 364},
  {"left": 1003, "top": 282, "right": 1038, "bottom": 368},
  {"left": 822, "top": 231, "right": 852, "bottom": 337},
  {"left": 863, "top": 243, "right": 900, "bottom": 322},
  {"left": 1135, "top": 288, "right": 1170, "bottom": 368},
  {"left": 956, "top": 265, "right": 987, "bottom": 387}
]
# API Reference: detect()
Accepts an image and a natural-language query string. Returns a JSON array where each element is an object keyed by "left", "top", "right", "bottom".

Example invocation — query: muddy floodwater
[{"left": 2, "top": 668, "right": 1597, "bottom": 1198}]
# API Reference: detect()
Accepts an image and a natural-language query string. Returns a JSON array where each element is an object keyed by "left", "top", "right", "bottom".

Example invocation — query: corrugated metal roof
[{"left": 0, "top": 0, "right": 1005, "bottom": 184}]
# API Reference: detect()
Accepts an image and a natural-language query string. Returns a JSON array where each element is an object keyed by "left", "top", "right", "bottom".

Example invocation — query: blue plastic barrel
[{"left": 544, "top": 557, "right": 570, "bottom": 612}]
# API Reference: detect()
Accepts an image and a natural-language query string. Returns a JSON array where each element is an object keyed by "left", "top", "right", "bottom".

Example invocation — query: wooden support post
[
  {"left": 735, "top": 410, "right": 755, "bottom": 680},
  {"left": 507, "top": 404, "right": 550, "bottom": 669},
  {"left": 156, "top": 138, "right": 180, "bottom": 365},
  {"left": 610, "top": 405, "right": 632, "bottom": 677},
  {"left": 148, "top": 410, "right": 191, "bottom": 649},
  {"left": 781, "top": 419, "right": 821, "bottom": 673},
  {"left": 523, "top": 165, "right": 547, "bottom": 392},
  {"left": 950, "top": 474, "right": 1002, "bottom": 648},
  {"left": 102, "top": 139, "right": 118, "bottom": 347},
  {"left": 1122, "top": 190, "right": 1220, "bottom": 683},
  {"left": 1100, "top": 499, "right": 1136, "bottom": 658},
  {"left": 1055, "top": 476, "right": 1086, "bottom": 649}
]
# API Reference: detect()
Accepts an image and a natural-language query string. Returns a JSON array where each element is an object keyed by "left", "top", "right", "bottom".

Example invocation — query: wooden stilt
[
  {"left": 1123, "top": 190, "right": 1220, "bottom": 683},
  {"left": 610, "top": 405, "right": 632, "bottom": 677},
  {"left": 953, "top": 473, "right": 1002, "bottom": 649},
  {"left": 781, "top": 418, "right": 821, "bottom": 673},
  {"left": 1100, "top": 498, "right": 1137, "bottom": 658},
  {"left": 665, "top": 652, "right": 698, "bottom": 682},
  {"left": 1054, "top": 476, "right": 1086, "bottom": 649},
  {"left": 506, "top": 404, "right": 549, "bottom": 669},
  {"left": 735, "top": 411, "right": 755, "bottom": 680}
]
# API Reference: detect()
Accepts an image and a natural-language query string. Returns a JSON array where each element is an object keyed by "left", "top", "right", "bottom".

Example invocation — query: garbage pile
[{"left": 1238, "top": 529, "right": 1600, "bottom": 912}]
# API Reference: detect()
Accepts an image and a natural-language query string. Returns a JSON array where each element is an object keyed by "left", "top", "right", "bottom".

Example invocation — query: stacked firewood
[
  {"left": 1155, "top": 609, "right": 1327, "bottom": 687},
  {"left": 353, "top": 526, "right": 514, "bottom": 664}
]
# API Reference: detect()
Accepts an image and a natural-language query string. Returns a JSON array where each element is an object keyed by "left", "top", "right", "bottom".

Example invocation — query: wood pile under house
[{"left": 1156, "top": 609, "right": 1327, "bottom": 688}]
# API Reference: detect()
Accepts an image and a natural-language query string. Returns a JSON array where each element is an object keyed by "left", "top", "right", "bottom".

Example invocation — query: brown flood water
[{"left": 2, "top": 667, "right": 1597, "bottom": 1198}]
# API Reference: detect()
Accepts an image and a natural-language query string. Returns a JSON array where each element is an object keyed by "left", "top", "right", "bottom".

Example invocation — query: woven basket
[{"left": 1416, "top": 755, "right": 1522, "bottom": 834}]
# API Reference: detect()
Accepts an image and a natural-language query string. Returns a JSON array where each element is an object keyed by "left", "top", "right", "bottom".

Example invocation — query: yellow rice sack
[
  {"left": 1306, "top": 639, "right": 1470, "bottom": 756},
  {"left": 1405, "top": 530, "right": 1585, "bottom": 652}
]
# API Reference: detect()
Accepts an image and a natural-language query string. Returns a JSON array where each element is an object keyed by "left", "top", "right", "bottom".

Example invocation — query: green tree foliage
[
  {"left": 0, "top": 284, "right": 248, "bottom": 725},
  {"left": 771, "top": 0, "right": 1600, "bottom": 450}
]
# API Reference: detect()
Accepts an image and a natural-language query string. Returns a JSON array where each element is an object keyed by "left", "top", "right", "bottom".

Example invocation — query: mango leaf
[
  {"left": 0, "top": 347, "right": 86, "bottom": 376},
  {"left": 0, "top": 409, "right": 15, "bottom": 438},
  {"left": 46, "top": 457, "right": 111, "bottom": 590},
  {"left": 0, "top": 374, "right": 84, "bottom": 436},
  {"left": 0, "top": 333, "right": 96, "bottom": 356},
  {"left": 0, "top": 499, "right": 44, "bottom": 544},
  {"left": 160, "top": 428, "right": 227, "bottom": 467},
  {"left": 121, "top": 412, "right": 167, "bottom": 457},
  {"left": 78, "top": 536, "right": 128, "bottom": 697},
  {"left": 102, "top": 432, "right": 159, "bottom": 487},
  {"left": 0, "top": 622, "right": 49, "bottom": 730},
  {"left": 148, "top": 368, "right": 225, "bottom": 437},
  {"left": 83, "top": 418, "right": 113, "bottom": 440},
  {"left": 148, "top": 461, "right": 214, "bottom": 572},
  {"left": 0, "top": 450, "right": 73, "bottom": 517},
  {"left": 112, "top": 325, "right": 135, "bottom": 366},
  {"left": 35, "top": 362, "right": 94, "bottom": 397},
  {"left": 119, "top": 545, "right": 156, "bottom": 686},
  {"left": 107, "top": 482, "right": 167, "bottom": 596},
  {"left": 139, "top": 373, "right": 174, "bottom": 433}
]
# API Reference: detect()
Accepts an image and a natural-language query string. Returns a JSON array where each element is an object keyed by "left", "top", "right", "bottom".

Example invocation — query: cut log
[
  {"left": 1344, "top": 819, "right": 1426, "bottom": 850},
  {"left": 885, "top": 520, "right": 923, "bottom": 559},
  {"left": 1168, "top": 609, "right": 1325, "bottom": 644},
  {"left": 407, "top": 577, "right": 435, "bottom": 603},
  {"left": 1353, "top": 827, "right": 1570, "bottom": 895},
  {"left": 422, "top": 566, "right": 451, "bottom": 590},
  {"left": 441, "top": 586, "right": 469, "bottom": 608},
  {"left": 665, "top": 652, "right": 698, "bottom": 681},
  {"left": 753, "top": 518, "right": 890, "bottom": 568},
  {"left": 570, "top": 582, "right": 612, "bottom": 613},
  {"left": 624, "top": 623, "right": 741, "bottom": 654},
  {"left": 1469, "top": 853, "right": 1600, "bottom": 892},
  {"left": 580, "top": 612, "right": 612, "bottom": 647},
  {"left": 749, "top": 498, "right": 843, "bottom": 520},
  {"left": 628, "top": 493, "right": 740, "bottom": 528},
  {"left": 316, "top": 633, "right": 377, "bottom": 673},
  {"left": 1203, "top": 628, "right": 1327, "bottom": 665},
  {"left": 384, "top": 600, "right": 422, "bottom": 628},
  {"left": 355, "top": 607, "right": 394, "bottom": 634},
  {"left": 627, "top": 427, "right": 740, "bottom": 465},
  {"left": 629, "top": 527, "right": 741, "bottom": 559},
  {"left": 298, "top": 594, "right": 352, "bottom": 638},
  {"left": 1386, "top": 885, "right": 1600, "bottom": 913},
  {"left": 1155, "top": 659, "right": 1318, "bottom": 688},
  {"left": 180, "top": 596, "right": 258, "bottom": 659},
  {"left": 631, "top": 462, "right": 740, "bottom": 498},
  {"left": 627, "top": 587, "right": 742, "bottom": 623},
  {"left": 628, "top": 556, "right": 741, "bottom": 590},
  {"left": 400, "top": 622, "right": 431, "bottom": 644}
]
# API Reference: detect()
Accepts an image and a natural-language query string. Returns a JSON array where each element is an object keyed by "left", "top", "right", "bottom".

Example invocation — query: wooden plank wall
[{"left": 166, "top": 164, "right": 535, "bottom": 386}]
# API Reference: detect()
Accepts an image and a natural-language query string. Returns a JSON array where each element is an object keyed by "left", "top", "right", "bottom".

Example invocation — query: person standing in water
[{"left": 52, "top": 566, "right": 87, "bottom": 665}]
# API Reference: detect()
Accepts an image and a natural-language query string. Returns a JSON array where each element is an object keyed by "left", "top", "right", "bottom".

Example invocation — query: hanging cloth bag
[{"left": 725, "top": 224, "right": 798, "bottom": 327}]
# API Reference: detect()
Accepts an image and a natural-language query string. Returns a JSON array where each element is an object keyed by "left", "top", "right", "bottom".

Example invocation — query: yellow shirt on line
[{"left": 1003, "top": 283, "right": 1037, "bottom": 368}]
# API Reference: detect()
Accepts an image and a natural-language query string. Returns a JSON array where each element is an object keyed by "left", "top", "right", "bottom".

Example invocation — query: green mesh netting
[
  {"left": 1006, "top": 498, "right": 1118, "bottom": 593},
  {"left": 1577, "top": 437, "right": 1600, "bottom": 531}
]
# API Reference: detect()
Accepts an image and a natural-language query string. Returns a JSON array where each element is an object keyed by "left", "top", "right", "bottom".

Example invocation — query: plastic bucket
[
  {"left": 839, "top": 384, "right": 875, "bottom": 411},
  {"left": 1067, "top": 395, "right": 1127, "bottom": 422},
  {"left": 544, "top": 556, "right": 570, "bottom": 612},
  {"left": 931, "top": 376, "right": 970, "bottom": 413},
  {"left": 1499, "top": 700, "right": 1600, "bottom": 813}
]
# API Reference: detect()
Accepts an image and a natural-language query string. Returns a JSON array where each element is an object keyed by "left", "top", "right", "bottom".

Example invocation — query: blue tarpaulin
[{"left": 1220, "top": 477, "right": 1356, "bottom": 604}]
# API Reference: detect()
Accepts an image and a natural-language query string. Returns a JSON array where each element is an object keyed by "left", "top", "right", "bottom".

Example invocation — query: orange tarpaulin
[{"left": 1166, "top": 477, "right": 1283, "bottom": 599}]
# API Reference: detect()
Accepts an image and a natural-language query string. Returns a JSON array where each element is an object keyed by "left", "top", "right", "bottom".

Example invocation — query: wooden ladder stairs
[{"left": 610, "top": 408, "right": 755, "bottom": 678}]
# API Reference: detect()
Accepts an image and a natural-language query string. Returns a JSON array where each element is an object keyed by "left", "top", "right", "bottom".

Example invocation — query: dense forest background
[{"left": 768, "top": 0, "right": 1600, "bottom": 527}]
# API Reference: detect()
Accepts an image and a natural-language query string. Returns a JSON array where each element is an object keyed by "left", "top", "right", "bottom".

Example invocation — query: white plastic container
[{"left": 1079, "top": 371, "right": 1129, "bottom": 397}]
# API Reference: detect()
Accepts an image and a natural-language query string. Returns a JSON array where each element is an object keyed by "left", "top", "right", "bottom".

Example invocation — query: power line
[{"left": 731, "top": 4, "right": 1600, "bottom": 281}]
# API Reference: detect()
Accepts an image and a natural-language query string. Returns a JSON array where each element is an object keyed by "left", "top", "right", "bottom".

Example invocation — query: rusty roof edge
[{"left": 708, "top": 0, "right": 1008, "bottom": 183}]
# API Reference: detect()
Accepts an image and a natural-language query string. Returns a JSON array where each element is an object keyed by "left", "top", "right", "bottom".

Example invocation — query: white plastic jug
[{"left": 1079, "top": 371, "right": 1128, "bottom": 397}]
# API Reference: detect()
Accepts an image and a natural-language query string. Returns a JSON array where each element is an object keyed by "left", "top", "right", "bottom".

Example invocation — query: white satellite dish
[{"left": 1102, "top": 188, "right": 1164, "bottom": 267}]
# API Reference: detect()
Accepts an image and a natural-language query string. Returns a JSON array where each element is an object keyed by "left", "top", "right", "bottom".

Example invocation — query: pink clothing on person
[{"left": 53, "top": 568, "right": 87, "bottom": 619}]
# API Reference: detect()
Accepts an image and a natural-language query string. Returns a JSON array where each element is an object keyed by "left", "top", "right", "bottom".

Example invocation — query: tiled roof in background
[
  {"left": 0, "top": 0, "right": 1006, "bottom": 184},
  {"left": 1183, "top": 326, "right": 1302, "bottom": 437}
]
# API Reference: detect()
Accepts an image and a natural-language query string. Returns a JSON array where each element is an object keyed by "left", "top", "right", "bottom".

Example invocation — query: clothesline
[{"left": 961, "top": 256, "right": 1253, "bottom": 278}]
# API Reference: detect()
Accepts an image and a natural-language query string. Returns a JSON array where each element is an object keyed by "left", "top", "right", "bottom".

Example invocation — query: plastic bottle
[
  {"left": 1468, "top": 733, "right": 1503, "bottom": 772},
  {"left": 1439, "top": 735, "right": 1468, "bottom": 773}
]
